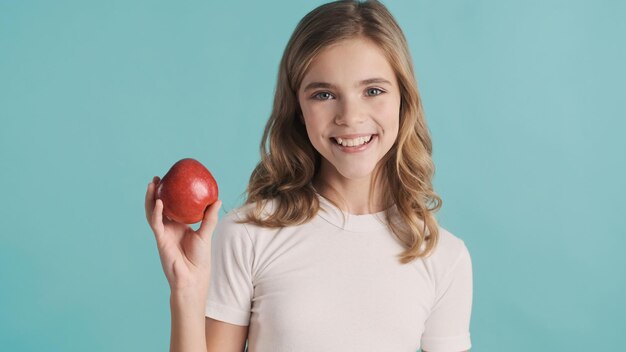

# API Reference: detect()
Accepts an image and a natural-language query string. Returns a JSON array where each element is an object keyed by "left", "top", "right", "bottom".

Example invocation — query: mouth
[{"left": 330, "top": 134, "right": 377, "bottom": 146}]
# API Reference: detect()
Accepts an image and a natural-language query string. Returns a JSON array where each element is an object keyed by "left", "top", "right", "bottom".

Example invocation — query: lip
[
  {"left": 331, "top": 133, "right": 377, "bottom": 139},
  {"left": 332, "top": 134, "right": 377, "bottom": 153}
]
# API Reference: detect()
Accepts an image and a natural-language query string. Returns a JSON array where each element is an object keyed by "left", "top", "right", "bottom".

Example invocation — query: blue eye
[
  {"left": 313, "top": 92, "right": 333, "bottom": 100},
  {"left": 367, "top": 88, "right": 384, "bottom": 96}
]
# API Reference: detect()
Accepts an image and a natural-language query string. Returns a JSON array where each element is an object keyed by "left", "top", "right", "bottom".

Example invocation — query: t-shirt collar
[{"left": 313, "top": 190, "right": 395, "bottom": 232}]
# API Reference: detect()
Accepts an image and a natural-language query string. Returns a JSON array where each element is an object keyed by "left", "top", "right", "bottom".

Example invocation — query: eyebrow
[{"left": 302, "top": 77, "right": 392, "bottom": 92}]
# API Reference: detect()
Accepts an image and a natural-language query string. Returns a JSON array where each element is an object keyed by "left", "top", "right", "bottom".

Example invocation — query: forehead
[{"left": 300, "top": 37, "right": 397, "bottom": 89}]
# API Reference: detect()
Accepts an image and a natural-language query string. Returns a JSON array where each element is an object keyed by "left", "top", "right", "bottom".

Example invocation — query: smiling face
[{"left": 297, "top": 37, "right": 401, "bottom": 184}]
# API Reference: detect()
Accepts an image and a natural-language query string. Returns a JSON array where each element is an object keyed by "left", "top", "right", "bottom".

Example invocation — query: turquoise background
[{"left": 1, "top": 0, "right": 624, "bottom": 350}]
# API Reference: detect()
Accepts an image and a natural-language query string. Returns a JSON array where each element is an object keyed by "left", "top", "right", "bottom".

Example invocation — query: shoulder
[
  {"left": 422, "top": 225, "right": 472, "bottom": 276},
  {"left": 434, "top": 226, "right": 470, "bottom": 259},
  {"left": 213, "top": 198, "right": 280, "bottom": 237},
  {"left": 225, "top": 198, "right": 279, "bottom": 223},
  {"left": 211, "top": 204, "right": 254, "bottom": 246}
]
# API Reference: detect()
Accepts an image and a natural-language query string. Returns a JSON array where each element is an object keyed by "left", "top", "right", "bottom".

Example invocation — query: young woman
[{"left": 145, "top": 1, "right": 473, "bottom": 351}]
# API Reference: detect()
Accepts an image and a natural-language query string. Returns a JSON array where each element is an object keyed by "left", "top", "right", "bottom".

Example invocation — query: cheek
[
  {"left": 306, "top": 103, "right": 334, "bottom": 119},
  {"left": 373, "top": 98, "right": 400, "bottom": 129},
  {"left": 301, "top": 105, "right": 333, "bottom": 134},
  {"left": 301, "top": 116, "right": 326, "bottom": 144},
  {"left": 375, "top": 95, "right": 400, "bottom": 114}
]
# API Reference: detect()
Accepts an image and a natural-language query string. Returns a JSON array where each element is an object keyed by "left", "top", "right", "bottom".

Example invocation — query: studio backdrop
[{"left": 1, "top": 0, "right": 624, "bottom": 351}]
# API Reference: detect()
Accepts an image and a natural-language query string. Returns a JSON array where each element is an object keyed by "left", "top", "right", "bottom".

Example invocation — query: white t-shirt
[{"left": 205, "top": 192, "right": 473, "bottom": 352}]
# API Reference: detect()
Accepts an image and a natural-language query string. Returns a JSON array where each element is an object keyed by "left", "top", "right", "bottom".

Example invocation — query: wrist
[
  {"left": 170, "top": 291, "right": 207, "bottom": 317},
  {"left": 171, "top": 285, "right": 208, "bottom": 300},
  {"left": 169, "top": 267, "right": 210, "bottom": 292}
]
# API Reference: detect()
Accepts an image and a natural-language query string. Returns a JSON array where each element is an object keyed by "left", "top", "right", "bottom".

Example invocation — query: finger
[
  {"left": 151, "top": 198, "right": 166, "bottom": 243},
  {"left": 145, "top": 180, "right": 155, "bottom": 222},
  {"left": 197, "top": 200, "right": 222, "bottom": 240}
]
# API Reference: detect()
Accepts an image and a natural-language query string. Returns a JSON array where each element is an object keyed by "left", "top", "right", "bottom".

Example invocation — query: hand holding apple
[{"left": 145, "top": 169, "right": 222, "bottom": 294}]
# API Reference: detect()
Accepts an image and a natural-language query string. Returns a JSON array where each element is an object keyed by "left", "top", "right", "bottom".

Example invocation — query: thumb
[{"left": 197, "top": 199, "right": 222, "bottom": 240}]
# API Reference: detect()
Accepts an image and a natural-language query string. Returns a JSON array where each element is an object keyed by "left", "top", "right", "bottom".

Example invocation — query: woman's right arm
[
  {"left": 205, "top": 317, "right": 249, "bottom": 352},
  {"left": 169, "top": 289, "right": 208, "bottom": 352},
  {"left": 145, "top": 177, "right": 248, "bottom": 352},
  {"left": 169, "top": 290, "right": 249, "bottom": 352}
]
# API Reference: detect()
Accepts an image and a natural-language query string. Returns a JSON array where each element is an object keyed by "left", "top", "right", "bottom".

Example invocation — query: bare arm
[
  {"left": 205, "top": 317, "right": 249, "bottom": 352},
  {"left": 169, "top": 291, "right": 249, "bottom": 352},
  {"left": 170, "top": 290, "right": 208, "bottom": 352}
]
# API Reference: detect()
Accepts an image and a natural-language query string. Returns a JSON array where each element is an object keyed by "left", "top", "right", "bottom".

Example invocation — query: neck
[{"left": 312, "top": 167, "right": 389, "bottom": 215}]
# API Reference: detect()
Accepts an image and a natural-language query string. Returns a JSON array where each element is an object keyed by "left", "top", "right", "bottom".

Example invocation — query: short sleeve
[
  {"left": 421, "top": 242, "right": 473, "bottom": 352},
  {"left": 204, "top": 210, "right": 254, "bottom": 326}
]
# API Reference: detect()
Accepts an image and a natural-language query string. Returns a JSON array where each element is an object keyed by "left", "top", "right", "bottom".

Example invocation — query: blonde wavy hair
[{"left": 236, "top": 0, "right": 442, "bottom": 264}]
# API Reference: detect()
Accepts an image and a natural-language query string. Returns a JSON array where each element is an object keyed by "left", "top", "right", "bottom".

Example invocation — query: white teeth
[{"left": 334, "top": 135, "right": 373, "bottom": 147}]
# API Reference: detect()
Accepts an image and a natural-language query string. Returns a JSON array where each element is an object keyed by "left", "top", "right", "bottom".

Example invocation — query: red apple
[{"left": 155, "top": 158, "right": 219, "bottom": 224}]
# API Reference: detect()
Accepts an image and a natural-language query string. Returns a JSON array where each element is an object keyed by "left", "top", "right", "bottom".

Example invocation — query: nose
[{"left": 334, "top": 96, "right": 365, "bottom": 126}]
